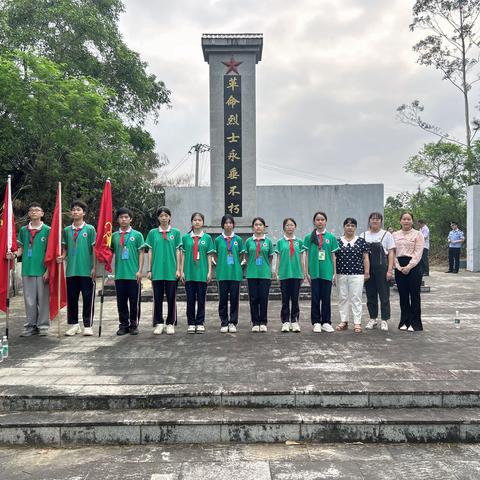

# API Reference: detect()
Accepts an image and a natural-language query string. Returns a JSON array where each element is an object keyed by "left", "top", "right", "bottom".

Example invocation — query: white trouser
[
  {"left": 23, "top": 276, "right": 50, "bottom": 330},
  {"left": 337, "top": 274, "right": 364, "bottom": 325}
]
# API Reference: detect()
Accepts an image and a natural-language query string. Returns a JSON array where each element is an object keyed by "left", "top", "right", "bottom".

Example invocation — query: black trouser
[
  {"left": 247, "top": 278, "right": 271, "bottom": 325},
  {"left": 421, "top": 248, "right": 429, "bottom": 276},
  {"left": 365, "top": 264, "right": 390, "bottom": 321},
  {"left": 310, "top": 278, "right": 332, "bottom": 325},
  {"left": 185, "top": 281, "right": 207, "bottom": 326},
  {"left": 280, "top": 278, "right": 301, "bottom": 323},
  {"left": 395, "top": 256, "right": 423, "bottom": 331},
  {"left": 152, "top": 280, "right": 177, "bottom": 326},
  {"left": 115, "top": 279, "right": 140, "bottom": 328},
  {"left": 67, "top": 276, "right": 94, "bottom": 327},
  {"left": 218, "top": 280, "right": 240, "bottom": 326},
  {"left": 448, "top": 248, "right": 461, "bottom": 272}
]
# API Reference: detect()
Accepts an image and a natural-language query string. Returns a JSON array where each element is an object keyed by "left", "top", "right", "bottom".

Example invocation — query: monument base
[{"left": 467, "top": 185, "right": 480, "bottom": 272}]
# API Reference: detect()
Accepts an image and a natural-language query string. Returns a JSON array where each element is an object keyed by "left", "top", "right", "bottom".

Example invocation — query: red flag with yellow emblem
[{"left": 94, "top": 179, "right": 113, "bottom": 272}]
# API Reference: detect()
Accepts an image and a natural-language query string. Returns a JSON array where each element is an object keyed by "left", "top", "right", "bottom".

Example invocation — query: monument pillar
[
  {"left": 201, "top": 34, "right": 263, "bottom": 232},
  {"left": 467, "top": 185, "right": 480, "bottom": 271}
]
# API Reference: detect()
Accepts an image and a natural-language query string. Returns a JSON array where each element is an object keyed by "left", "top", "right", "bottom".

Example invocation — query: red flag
[
  {"left": 45, "top": 183, "right": 67, "bottom": 320},
  {"left": 0, "top": 176, "right": 18, "bottom": 312},
  {"left": 94, "top": 179, "right": 113, "bottom": 272}
]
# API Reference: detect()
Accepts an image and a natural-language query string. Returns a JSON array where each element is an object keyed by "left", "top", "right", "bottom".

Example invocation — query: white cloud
[{"left": 120, "top": 0, "right": 476, "bottom": 197}]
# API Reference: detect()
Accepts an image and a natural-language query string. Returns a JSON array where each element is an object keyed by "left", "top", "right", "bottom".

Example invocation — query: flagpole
[
  {"left": 57, "top": 182, "right": 62, "bottom": 338},
  {"left": 5, "top": 257, "right": 11, "bottom": 339},
  {"left": 98, "top": 264, "right": 105, "bottom": 337},
  {"left": 5, "top": 175, "right": 13, "bottom": 339},
  {"left": 136, "top": 280, "right": 142, "bottom": 326}
]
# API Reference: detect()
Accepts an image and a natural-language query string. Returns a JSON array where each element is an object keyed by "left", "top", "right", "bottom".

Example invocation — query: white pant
[
  {"left": 337, "top": 274, "right": 364, "bottom": 325},
  {"left": 23, "top": 276, "right": 50, "bottom": 330}
]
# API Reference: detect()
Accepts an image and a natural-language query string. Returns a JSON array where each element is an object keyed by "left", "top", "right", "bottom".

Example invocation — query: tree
[
  {"left": 397, "top": 0, "right": 480, "bottom": 181},
  {"left": 0, "top": 0, "right": 171, "bottom": 122},
  {"left": 0, "top": 50, "right": 163, "bottom": 231}
]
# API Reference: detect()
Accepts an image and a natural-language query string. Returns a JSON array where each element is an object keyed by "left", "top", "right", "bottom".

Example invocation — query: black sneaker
[
  {"left": 116, "top": 327, "right": 130, "bottom": 336},
  {"left": 129, "top": 327, "right": 139, "bottom": 335}
]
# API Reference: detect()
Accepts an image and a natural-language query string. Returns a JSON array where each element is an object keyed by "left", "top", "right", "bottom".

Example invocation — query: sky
[{"left": 119, "top": 0, "right": 473, "bottom": 198}]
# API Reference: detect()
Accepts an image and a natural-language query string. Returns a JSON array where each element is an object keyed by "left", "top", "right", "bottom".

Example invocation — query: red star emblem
[{"left": 222, "top": 56, "right": 243, "bottom": 74}]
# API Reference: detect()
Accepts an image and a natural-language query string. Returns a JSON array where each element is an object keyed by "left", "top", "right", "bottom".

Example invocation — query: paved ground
[
  {"left": 2, "top": 442, "right": 480, "bottom": 479},
  {"left": 0, "top": 268, "right": 479, "bottom": 395}
]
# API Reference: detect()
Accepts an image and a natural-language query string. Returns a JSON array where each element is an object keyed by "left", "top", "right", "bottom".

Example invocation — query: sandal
[
  {"left": 354, "top": 325, "right": 362, "bottom": 333},
  {"left": 335, "top": 322, "right": 348, "bottom": 331}
]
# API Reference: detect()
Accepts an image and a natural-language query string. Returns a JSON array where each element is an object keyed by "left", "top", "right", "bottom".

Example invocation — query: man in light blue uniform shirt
[{"left": 447, "top": 222, "right": 464, "bottom": 273}]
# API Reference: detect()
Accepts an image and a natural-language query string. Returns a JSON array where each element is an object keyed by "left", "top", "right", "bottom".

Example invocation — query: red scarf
[
  {"left": 193, "top": 236, "right": 199, "bottom": 264},
  {"left": 288, "top": 238, "right": 295, "bottom": 257},
  {"left": 255, "top": 238, "right": 261, "bottom": 258},
  {"left": 27, "top": 225, "right": 41, "bottom": 247},
  {"left": 316, "top": 232, "right": 324, "bottom": 250}
]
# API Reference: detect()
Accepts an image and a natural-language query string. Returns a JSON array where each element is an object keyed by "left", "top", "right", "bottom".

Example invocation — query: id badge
[
  {"left": 227, "top": 254, "right": 234, "bottom": 265},
  {"left": 318, "top": 250, "right": 326, "bottom": 261},
  {"left": 27, "top": 248, "right": 32, "bottom": 257},
  {"left": 122, "top": 248, "right": 129, "bottom": 260},
  {"left": 256, "top": 257, "right": 263, "bottom": 266}
]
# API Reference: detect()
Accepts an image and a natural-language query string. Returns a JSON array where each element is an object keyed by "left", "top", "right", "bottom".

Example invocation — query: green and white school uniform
[
  {"left": 111, "top": 228, "right": 145, "bottom": 280},
  {"left": 275, "top": 236, "right": 305, "bottom": 280},
  {"left": 214, "top": 233, "right": 244, "bottom": 281},
  {"left": 181, "top": 232, "right": 215, "bottom": 282},
  {"left": 303, "top": 231, "right": 339, "bottom": 281},
  {"left": 62, "top": 223, "right": 96, "bottom": 277},
  {"left": 144, "top": 226, "right": 182, "bottom": 281},
  {"left": 245, "top": 236, "right": 274, "bottom": 279}
]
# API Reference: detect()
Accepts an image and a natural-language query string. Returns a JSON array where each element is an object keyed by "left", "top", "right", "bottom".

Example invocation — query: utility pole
[{"left": 189, "top": 144, "right": 210, "bottom": 186}]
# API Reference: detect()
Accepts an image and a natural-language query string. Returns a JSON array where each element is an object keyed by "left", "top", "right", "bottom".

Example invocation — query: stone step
[
  {"left": 1, "top": 407, "right": 479, "bottom": 445},
  {"left": 2, "top": 387, "right": 479, "bottom": 412}
]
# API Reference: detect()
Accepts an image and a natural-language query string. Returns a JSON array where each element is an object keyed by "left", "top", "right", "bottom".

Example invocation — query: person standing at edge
[
  {"left": 417, "top": 219, "right": 430, "bottom": 277},
  {"left": 335, "top": 218, "right": 370, "bottom": 333},
  {"left": 446, "top": 222, "right": 464, "bottom": 273},
  {"left": 245, "top": 217, "right": 274, "bottom": 332},
  {"left": 8, "top": 203, "right": 51, "bottom": 337},
  {"left": 57, "top": 200, "right": 96, "bottom": 336},
  {"left": 145, "top": 207, "right": 182, "bottom": 335},
  {"left": 304, "top": 211, "right": 339, "bottom": 333},
  {"left": 274, "top": 218, "right": 305, "bottom": 333},
  {"left": 111, "top": 208, "right": 144, "bottom": 336},
  {"left": 393, "top": 212, "right": 425, "bottom": 332},
  {"left": 180, "top": 212, "right": 214, "bottom": 334},
  {"left": 214, "top": 214, "right": 245, "bottom": 333},
  {"left": 361, "top": 212, "right": 395, "bottom": 332}
]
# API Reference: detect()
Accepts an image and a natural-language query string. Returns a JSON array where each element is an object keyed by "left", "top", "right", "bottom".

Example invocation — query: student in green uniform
[
  {"left": 245, "top": 217, "right": 274, "bottom": 332},
  {"left": 180, "top": 212, "right": 214, "bottom": 334},
  {"left": 145, "top": 207, "right": 182, "bottom": 335},
  {"left": 214, "top": 214, "right": 244, "bottom": 333},
  {"left": 275, "top": 218, "right": 305, "bottom": 333},
  {"left": 58, "top": 200, "right": 96, "bottom": 336},
  {"left": 8, "top": 203, "right": 51, "bottom": 336},
  {"left": 304, "top": 211, "right": 339, "bottom": 333},
  {"left": 111, "top": 207, "right": 145, "bottom": 336}
]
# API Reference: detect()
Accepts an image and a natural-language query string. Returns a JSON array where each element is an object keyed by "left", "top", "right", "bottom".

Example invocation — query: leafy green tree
[{"left": 0, "top": 50, "right": 163, "bottom": 231}]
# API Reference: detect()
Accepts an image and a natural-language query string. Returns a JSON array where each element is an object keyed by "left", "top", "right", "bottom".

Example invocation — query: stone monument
[{"left": 164, "top": 34, "right": 384, "bottom": 239}]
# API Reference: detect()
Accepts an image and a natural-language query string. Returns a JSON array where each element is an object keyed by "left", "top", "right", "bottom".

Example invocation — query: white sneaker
[
  {"left": 83, "top": 327, "right": 93, "bottom": 336},
  {"left": 291, "top": 322, "right": 301, "bottom": 333},
  {"left": 166, "top": 324, "right": 175, "bottom": 335},
  {"left": 65, "top": 324, "right": 80, "bottom": 336},
  {"left": 260, "top": 325, "right": 268, "bottom": 333},
  {"left": 281, "top": 323, "right": 290, "bottom": 333},
  {"left": 321, "top": 323, "right": 335, "bottom": 333},
  {"left": 252, "top": 325, "right": 260, "bottom": 333},
  {"left": 366, "top": 319, "right": 378, "bottom": 330},
  {"left": 196, "top": 325, "right": 205, "bottom": 334},
  {"left": 187, "top": 325, "right": 196, "bottom": 334},
  {"left": 380, "top": 320, "right": 389, "bottom": 331},
  {"left": 407, "top": 326, "right": 414, "bottom": 332},
  {"left": 313, "top": 323, "right": 322, "bottom": 333},
  {"left": 228, "top": 324, "right": 237, "bottom": 333},
  {"left": 399, "top": 325, "right": 408, "bottom": 331},
  {"left": 153, "top": 324, "right": 164, "bottom": 335},
  {"left": 220, "top": 326, "right": 229, "bottom": 333}
]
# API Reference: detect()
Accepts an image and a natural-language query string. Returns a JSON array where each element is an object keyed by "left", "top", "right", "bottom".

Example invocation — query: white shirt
[
  {"left": 420, "top": 225, "right": 430, "bottom": 250},
  {"left": 361, "top": 229, "right": 395, "bottom": 255},
  {"left": 340, "top": 235, "right": 358, "bottom": 247}
]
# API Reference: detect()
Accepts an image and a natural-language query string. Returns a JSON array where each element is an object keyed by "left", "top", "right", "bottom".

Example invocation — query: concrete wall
[
  {"left": 165, "top": 183, "right": 384, "bottom": 240},
  {"left": 467, "top": 185, "right": 480, "bottom": 272}
]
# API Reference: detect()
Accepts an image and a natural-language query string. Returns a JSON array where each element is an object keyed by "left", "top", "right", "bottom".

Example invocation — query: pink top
[{"left": 393, "top": 228, "right": 425, "bottom": 269}]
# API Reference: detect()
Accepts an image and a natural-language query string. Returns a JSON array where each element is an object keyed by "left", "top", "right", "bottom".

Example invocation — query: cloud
[{"left": 120, "top": 0, "right": 473, "bottom": 197}]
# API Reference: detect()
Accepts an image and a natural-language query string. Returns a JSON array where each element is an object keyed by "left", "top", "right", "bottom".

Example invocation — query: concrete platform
[{"left": 0, "top": 268, "right": 479, "bottom": 445}]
